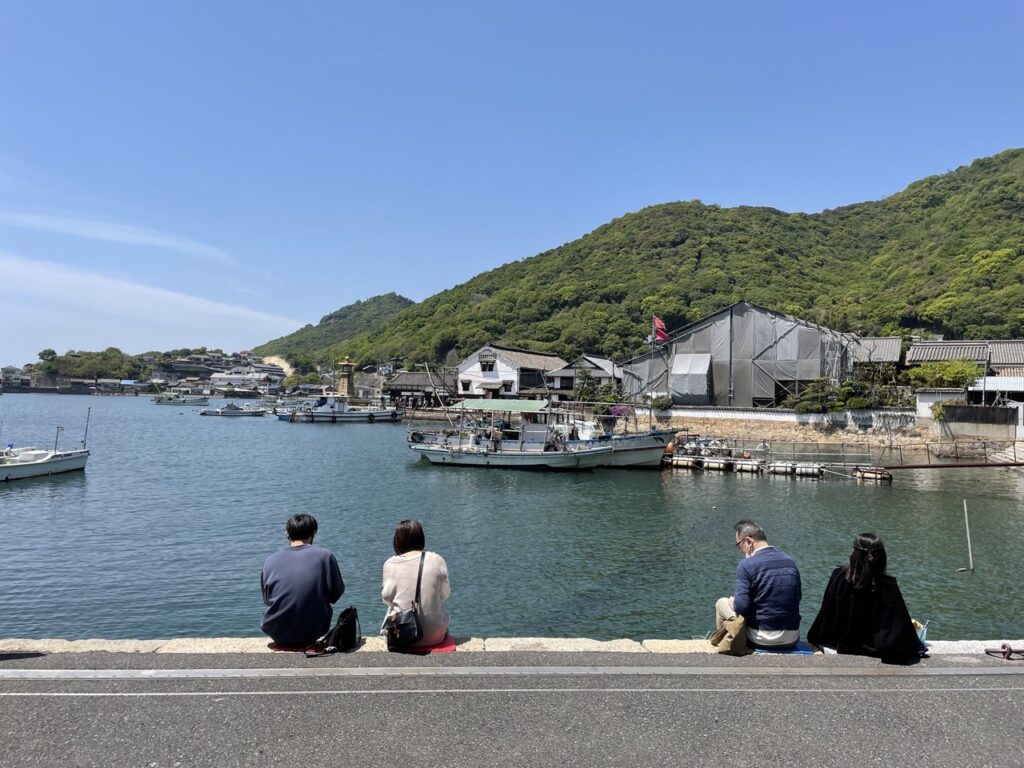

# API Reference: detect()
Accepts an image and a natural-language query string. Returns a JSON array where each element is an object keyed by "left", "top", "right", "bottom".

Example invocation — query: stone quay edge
[{"left": 1, "top": 636, "right": 1021, "bottom": 655}]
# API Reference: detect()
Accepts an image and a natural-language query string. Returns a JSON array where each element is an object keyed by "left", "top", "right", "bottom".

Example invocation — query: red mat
[{"left": 418, "top": 634, "right": 457, "bottom": 653}]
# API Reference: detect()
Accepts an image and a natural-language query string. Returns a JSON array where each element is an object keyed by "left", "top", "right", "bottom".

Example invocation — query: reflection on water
[{"left": 0, "top": 393, "right": 1021, "bottom": 641}]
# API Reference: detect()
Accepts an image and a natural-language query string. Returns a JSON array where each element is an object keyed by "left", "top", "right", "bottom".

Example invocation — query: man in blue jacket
[
  {"left": 261, "top": 514, "right": 344, "bottom": 649},
  {"left": 716, "top": 519, "right": 802, "bottom": 648}
]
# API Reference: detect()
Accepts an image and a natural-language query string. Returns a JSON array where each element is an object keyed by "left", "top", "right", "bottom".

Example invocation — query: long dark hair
[{"left": 845, "top": 532, "right": 887, "bottom": 590}]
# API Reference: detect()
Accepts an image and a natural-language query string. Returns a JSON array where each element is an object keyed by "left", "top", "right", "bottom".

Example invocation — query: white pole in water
[{"left": 963, "top": 499, "right": 975, "bottom": 574}]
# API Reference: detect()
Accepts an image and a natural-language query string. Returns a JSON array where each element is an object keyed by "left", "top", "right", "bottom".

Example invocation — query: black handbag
[
  {"left": 308, "top": 606, "right": 361, "bottom": 655},
  {"left": 382, "top": 552, "right": 426, "bottom": 652}
]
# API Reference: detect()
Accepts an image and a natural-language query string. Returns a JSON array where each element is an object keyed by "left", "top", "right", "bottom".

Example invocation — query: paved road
[{"left": 2, "top": 652, "right": 1022, "bottom": 767}]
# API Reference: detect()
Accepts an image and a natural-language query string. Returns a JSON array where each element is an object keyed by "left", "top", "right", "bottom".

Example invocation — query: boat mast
[{"left": 83, "top": 407, "right": 92, "bottom": 449}]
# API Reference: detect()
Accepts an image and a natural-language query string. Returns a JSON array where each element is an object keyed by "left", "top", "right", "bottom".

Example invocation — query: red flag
[{"left": 653, "top": 316, "right": 669, "bottom": 342}]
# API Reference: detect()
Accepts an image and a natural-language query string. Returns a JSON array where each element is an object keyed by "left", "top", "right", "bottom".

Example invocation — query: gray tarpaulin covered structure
[{"left": 622, "top": 301, "right": 857, "bottom": 407}]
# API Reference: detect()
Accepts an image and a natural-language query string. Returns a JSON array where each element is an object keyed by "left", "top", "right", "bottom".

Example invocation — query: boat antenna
[
  {"left": 54, "top": 425, "right": 64, "bottom": 452},
  {"left": 82, "top": 407, "right": 92, "bottom": 449}
]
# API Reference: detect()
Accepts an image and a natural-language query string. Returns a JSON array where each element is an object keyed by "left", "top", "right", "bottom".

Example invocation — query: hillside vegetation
[
  {"left": 253, "top": 293, "right": 413, "bottom": 359},
  {"left": 265, "top": 149, "right": 1024, "bottom": 366}
]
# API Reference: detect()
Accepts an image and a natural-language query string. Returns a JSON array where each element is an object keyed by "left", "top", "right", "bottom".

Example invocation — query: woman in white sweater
[{"left": 382, "top": 519, "right": 450, "bottom": 648}]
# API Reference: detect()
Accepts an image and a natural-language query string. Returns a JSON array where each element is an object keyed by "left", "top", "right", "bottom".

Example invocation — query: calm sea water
[{"left": 0, "top": 393, "right": 1021, "bottom": 641}]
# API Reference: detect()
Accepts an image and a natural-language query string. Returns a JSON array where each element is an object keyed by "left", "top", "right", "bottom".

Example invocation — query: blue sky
[{"left": 2, "top": 1, "right": 1022, "bottom": 366}]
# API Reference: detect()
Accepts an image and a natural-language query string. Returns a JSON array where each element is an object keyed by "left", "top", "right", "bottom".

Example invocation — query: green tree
[{"left": 907, "top": 359, "right": 983, "bottom": 389}]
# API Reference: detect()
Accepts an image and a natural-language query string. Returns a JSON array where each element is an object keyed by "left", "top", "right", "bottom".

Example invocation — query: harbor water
[{"left": 1, "top": 393, "right": 1021, "bottom": 642}]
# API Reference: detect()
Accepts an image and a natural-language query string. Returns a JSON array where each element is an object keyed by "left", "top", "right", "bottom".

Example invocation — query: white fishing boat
[
  {"left": 564, "top": 428, "right": 672, "bottom": 468},
  {"left": 409, "top": 441, "right": 612, "bottom": 470},
  {"left": 199, "top": 402, "right": 267, "bottom": 417},
  {"left": 1, "top": 411, "right": 92, "bottom": 482},
  {"left": 409, "top": 402, "right": 670, "bottom": 468},
  {"left": 152, "top": 391, "right": 209, "bottom": 406},
  {"left": 277, "top": 394, "right": 402, "bottom": 423}
]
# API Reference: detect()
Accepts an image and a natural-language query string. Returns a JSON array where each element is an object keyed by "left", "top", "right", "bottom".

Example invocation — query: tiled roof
[
  {"left": 905, "top": 342, "right": 989, "bottom": 364},
  {"left": 905, "top": 340, "right": 1024, "bottom": 366},
  {"left": 990, "top": 341, "right": 1024, "bottom": 366},
  {"left": 490, "top": 344, "right": 568, "bottom": 371},
  {"left": 387, "top": 370, "right": 456, "bottom": 389},
  {"left": 850, "top": 337, "right": 902, "bottom": 363}
]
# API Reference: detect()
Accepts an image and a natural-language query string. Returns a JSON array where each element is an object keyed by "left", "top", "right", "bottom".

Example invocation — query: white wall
[{"left": 458, "top": 356, "right": 518, "bottom": 397}]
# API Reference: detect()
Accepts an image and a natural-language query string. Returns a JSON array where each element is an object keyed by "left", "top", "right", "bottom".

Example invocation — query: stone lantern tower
[{"left": 337, "top": 357, "right": 355, "bottom": 397}]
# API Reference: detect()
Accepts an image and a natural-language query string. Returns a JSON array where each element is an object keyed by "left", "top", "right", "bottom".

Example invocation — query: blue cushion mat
[{"left": 753, "top": 640, "right": 815, "bottom": 655}]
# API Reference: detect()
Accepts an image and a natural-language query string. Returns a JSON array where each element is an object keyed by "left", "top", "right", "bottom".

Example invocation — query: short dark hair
[
  {"left": 734, "top": 519, "right": 767, "bottom": 542},
  {"left": 286, "top": 514, "right": 318, "bottom": 541},
  {"left": 846, "top": 532, "right": 887, "bottom": 589},
  {"left": 393, "top": 518, "right": 425, "bottom": 555}
]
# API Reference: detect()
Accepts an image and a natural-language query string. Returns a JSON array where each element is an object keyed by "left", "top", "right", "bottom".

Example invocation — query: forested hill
[
  {"left": 253, "top": 292, "right": 413, "bottom": 359},
  {"left": 264, "top": 148, "right": 1024, "bottom": 366}
]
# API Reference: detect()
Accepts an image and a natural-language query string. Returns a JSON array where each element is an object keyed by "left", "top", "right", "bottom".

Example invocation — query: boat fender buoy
[
  {"left": 331, "top": 415, "right": 336, "bottom": 423},
  {"left": 368, "top": 413, "right": 375, "bottom": 423},
  {"left": 391, "top": 410, "right": 398, "bottom": 420}
]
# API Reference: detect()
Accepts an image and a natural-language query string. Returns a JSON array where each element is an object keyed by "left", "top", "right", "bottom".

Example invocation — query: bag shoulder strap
[{"left": 414, "top": 551, "right": 425, "bottom": 607}]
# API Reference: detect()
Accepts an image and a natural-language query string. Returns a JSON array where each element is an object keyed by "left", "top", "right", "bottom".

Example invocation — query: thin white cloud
[
  {"left": 0, "top": 210, "right": 239, "bottom": 268},
  {"left": 0, "top": 251, "right": 301, "bottom": 363}
]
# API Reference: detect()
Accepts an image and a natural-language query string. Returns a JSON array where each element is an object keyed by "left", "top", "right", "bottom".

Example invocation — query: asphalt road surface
[{"left": 1, "top": 652, "right": 1022, "bottom": 767}]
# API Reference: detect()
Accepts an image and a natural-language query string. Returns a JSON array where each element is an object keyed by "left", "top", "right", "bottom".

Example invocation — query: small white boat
[
  {"left": 199, "top": 402, "right": 267, "bottom": 417},
  {"left": 152, "top": 392, "right": 209, "bottom": 406},
  {"left": 1, "top": 446, "right": 90, "bottom": 482},
  {"left": 2, "top": 410, "right": 93, "bottom": 481},
  {"left": 278, "top": 394, "right": 402, "bottom": 423}
]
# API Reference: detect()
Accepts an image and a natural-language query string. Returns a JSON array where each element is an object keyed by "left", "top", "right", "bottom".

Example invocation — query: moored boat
[
  {"left": 409, "top": 441, "right": 612, "bottom": 470},
  {"left": 152, "top": 392, "right": 209, "bottom": 406},
  {"left": 1, "top": 446, "right": 90, "bottom": 482},
  {"left": 199, "top": 402, "right": 267, "bottom": 417},
  {"left": 277, "top": 395, "right": 402, "bottom": 423},
  {"left": 1, "top": 411, "right": 92, "bottom": 482}
]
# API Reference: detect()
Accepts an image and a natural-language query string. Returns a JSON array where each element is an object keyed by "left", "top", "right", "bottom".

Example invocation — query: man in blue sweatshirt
[
  {"left": 715, "top": 519, "right": 801, "bottom": 648},
  {"left": 261, "top": 514, "right": 344, "bottom": 649}
]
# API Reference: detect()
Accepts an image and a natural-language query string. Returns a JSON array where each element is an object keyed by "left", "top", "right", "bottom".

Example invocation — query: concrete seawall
[{"left": 2, "top": 636, "right": 1019, "bottom": 655}]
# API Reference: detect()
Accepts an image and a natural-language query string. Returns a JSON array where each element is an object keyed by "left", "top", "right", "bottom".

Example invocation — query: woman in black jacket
[{"left": 808, "top": 533, "right": 923, "bottom": 662}]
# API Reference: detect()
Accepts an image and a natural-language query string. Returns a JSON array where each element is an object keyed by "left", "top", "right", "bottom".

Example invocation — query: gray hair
[{"left": 734, "top": 519, "right": 767, "bottom": 542}]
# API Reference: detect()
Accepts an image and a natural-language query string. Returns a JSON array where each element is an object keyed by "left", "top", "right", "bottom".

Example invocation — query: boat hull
[
  {"left": 410, "top": 444, "right": 611, "bottom": 470},
  {"left": 153, "top": 396, "right": 209, "bottom": 406},
  {"left": 570, "top": 431, "right": 671, "bottom": 468},
  {"left": 1, "top": 449, "right": 90, "bottom": 482},
  {"left": 281, "top": 410, "right": 402, "bottom": 423}
]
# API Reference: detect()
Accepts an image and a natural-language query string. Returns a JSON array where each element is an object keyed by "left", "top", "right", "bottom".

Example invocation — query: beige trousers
[{"left": 715, "top": 596, "right": 736, "bottom": 630}]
